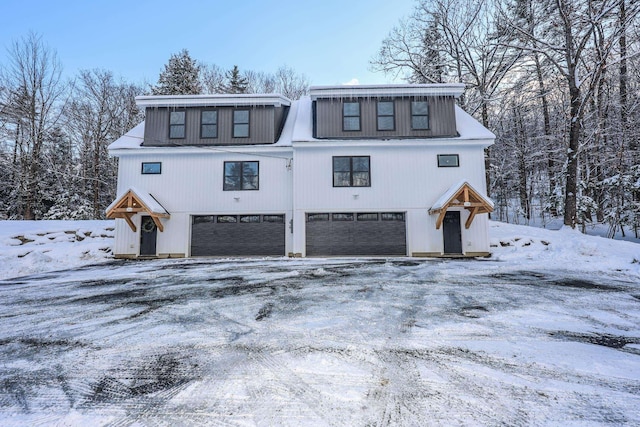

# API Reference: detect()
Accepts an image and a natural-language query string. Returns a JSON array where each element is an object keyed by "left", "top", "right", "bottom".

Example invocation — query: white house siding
[
  {"left": 112, "top": 148, "right": 293, "bottom": 257},
  {"left": 292, "top": 141, "right": 491, "bottom": 256}
]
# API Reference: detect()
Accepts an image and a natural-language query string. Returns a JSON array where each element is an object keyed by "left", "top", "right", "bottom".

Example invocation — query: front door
[
  {"left": 443, "top": 211, "right": 462, "bottom": 254},
  {"left": 140, "top": 216, "right": 157, "bottom": 256}
]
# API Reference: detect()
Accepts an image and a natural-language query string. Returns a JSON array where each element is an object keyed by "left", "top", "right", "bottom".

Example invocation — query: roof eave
[{"left": 136, "top": 94, "right": 292, "bottom": 108}]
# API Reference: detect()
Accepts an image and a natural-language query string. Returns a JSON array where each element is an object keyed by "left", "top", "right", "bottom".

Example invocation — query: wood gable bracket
[
  {"left": 428, "top": 182, "right": 494, "bottom": 230},
  {"left": 106, "top": 189, "right": 170, "bottom": 232}
]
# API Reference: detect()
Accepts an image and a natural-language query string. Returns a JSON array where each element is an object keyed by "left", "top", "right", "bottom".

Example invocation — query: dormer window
[
  {"left": 411, "top": 101, "right": 429, "bottom": 130},
  {"left": 169, "top": 111, "right": 186, "bottom": 139},
  {"left": 377, "top": 100, "right": 395, "bottom": 131},
  {"left": 233, "top": 110, "right": 250, "bottom": 138},
  {"left": 201, "top": 110, "right": 218, "bottom": 138},
  {"left": 343, "top": 102, "right": 361, "bottom": 131}
]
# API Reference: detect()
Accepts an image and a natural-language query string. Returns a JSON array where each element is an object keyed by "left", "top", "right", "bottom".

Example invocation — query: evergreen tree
[
  {"left": 224, "top": 65, "right": 249, "bottom": 94},
  {"left": 152, "top": 49, "right": 202, "bottom": 95}
]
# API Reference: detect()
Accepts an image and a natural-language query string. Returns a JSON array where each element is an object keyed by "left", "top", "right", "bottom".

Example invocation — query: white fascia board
[
  {"left": 291, "top": 138, "right": 494, "bottom": 149},
  {"left": 109, "top": 145, "right": 293, "bottom": 157},
  {"left": 136, "top": 94, "right": 292, "bottom": 108},
  {"left": 309, "top": 84, "right": 466, "bottom": 100}
]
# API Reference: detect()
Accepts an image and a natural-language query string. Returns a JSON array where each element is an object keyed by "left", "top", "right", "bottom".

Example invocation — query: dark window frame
[
  {"left": 307, "top": 213, "right": 330, "bottom": 222},
  {"left": 381, "top": 212, "right": 405, "bottom": 221},
  {"left": 411, "top": 100, "right": 430, "bottom": 130},
  {"left": 342, "top": 101, "right": 361, "bottom": 132},
  {"left": 233, "top": 109, "right": 250, "bottom": 138},
  {"left": 223, "top": 161, "right": 260, "bottom": 191},
  {"left": 332, "top": 213, "right": 354, "bottom": 221},
  {"left": 169, "top": 110, "right": 186, "bottom": 139},
  {"left": 141, "top": 162, "right": 162, "bottom": 174},
  {"left": 333, "top": 156, "right": 371, "bottom": 188},
  {"left": 377, "top": 100, "right": 395, "bottom": 131},
  {"left": 437, "top": 154, "right": 460, "bottom": 167},
  {"left": 200, "top": 109, "right": 218, "bottom": 139},
  {"left": 356, "top": 213, "right": 379, "bottom": 221}
]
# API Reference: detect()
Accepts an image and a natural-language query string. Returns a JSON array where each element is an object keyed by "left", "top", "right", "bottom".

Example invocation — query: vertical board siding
[
  {"left": 314, "top": 97, "right": 457, "bottom": 139},
  {"left": 144, "top": 106, "right": 281, "bottom": 146}
]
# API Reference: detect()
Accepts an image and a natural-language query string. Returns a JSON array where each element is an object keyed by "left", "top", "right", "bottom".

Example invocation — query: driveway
[{"left": 1, "top": 258, "right": 639, "bottom": 425}]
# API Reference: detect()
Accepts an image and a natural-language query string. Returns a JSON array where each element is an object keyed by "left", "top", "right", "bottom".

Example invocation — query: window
[
  {"left": 233, "top": 110, "right": 249, "bottom": 138},
  {"left": 240, "top": 215, "right": 261, "bottom": 223},
  {"left": 357, "top": 213, "right": 379, "bottom": 221},
  {"left": 333, "top": 156, "right": 370, "bottom": 187},
  {"left": 438, "top": 154, "right": 459, "bottom": 167},
  {"left": 224, "top": 161, "right": 259, "bottom": 191},
  {"left": 169, "top": 111, "right": 186, "bottom": 139},
  {"left": 411, "top": 101, "right": 429, "bottom": 130},
  {"left": 381, "top": 212, "right": 405, "bottom": 221},
  {"left": 332, "top": 213, "right": 354, "bottom": 221},
  {"left": 201, "top": 110, "right": 218, "bottom": 138},
  {"left": 307, "top": 213, "right": 329, "bottom": 222},
  {"left": 343, "top": 101, "right": 361, "bottom": 131},
  {"left": 263, "top": 215, "right": 284, "bottom": 223},
  {"left": 377, "top": 100, "right": 395, "bottom": 131},
  {"left": 141, "top": 162, "right": 161, "bottom": 174},
  {"left": 217, "top": 215, "right": 237, "bottom": 223},
  {"left": 193, "top": 215, "right": 214, "bottom": 224}
]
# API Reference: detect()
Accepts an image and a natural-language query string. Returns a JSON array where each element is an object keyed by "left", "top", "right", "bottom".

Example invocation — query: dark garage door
[
  {"left": 191, "top": 214, "right": 285, "bottom": 256},
  {"left": 306, "top": 212, "right": 406, "bottom": 256}
]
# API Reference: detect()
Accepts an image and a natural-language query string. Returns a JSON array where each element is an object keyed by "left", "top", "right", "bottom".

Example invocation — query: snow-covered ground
[
  {"left": 0, "top": 220, "right": 114, "bottom": 281},
  {"left": 0, "top": 220, "right": 639, "bottom": 425}
]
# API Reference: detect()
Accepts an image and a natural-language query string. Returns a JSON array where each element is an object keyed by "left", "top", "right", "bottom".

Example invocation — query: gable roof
[
  {"left": 106, "top": 187, "right": 169, "bottom": 232},
  {"left": 429, "top": 180, "right": 494, "bottom": 229}
]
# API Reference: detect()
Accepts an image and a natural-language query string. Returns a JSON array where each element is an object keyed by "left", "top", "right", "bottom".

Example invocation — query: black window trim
[
  {"left": 200, "top": 109, "right": 218, "bottom": 139},
  {"left": 168, "top": 109, "right": 186, "bottom": 139},
  {"left": 233, "top": 109, "right": 250, "bottom": 138},
  {"left": 411, "top": 99, "right": 430, "bottom": 130},
  {"left": 342, "top": 100, "right": 361, "bottom": 132},
  {"left": 376, "top": 99, "right": 395, "bottom": 131},
  {"left": 223, "top": 160, "right": 259, "bottom": 191},
  {"left": 141, "top": 162, "right": 162, "bottom": 174},
  {"left": 332, "top": 155, "right": 371, "bottom": 188},
  {"left": 437, "top": 154, "right": 460, "bottom": 168}
]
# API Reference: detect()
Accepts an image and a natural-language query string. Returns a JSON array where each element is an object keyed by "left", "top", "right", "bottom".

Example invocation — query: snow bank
[
  {"left": 0, "top": 219, "right": 639, "bottom": 281},
  {"left": 490, "top": 221, "right": 640, "bottom": 278},
  {"left": 0, "top": 220, "right": 115, "bottom": 280}
]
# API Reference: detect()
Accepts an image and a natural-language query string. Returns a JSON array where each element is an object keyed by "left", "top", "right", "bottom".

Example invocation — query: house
[{"left": 106, "top": 84, "right": 494, "bottom": 258}]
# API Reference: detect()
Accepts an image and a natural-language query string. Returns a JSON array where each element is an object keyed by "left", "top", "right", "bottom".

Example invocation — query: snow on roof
[
  {"left": 292, "top": 96, "right": 314, "bottom": 142},
  {"left": 108, "top": 122, "right": 144, "bottom": 150},
  {"left": 272, "top": 100, "right": 298, "bottom": 146},
  {"left": 136, "top": 94, "right": 291, "bottom": 108},
  {"left": 105, "top": 187, "right": 169, "bottom": 216},
  {"left": 309, "top": 83, "right": 466, "bottom": 99},
  {"left": 430, "top": 179, "right": 494, "bottom": 212},
  {"left": 454, "top": 105, "right": 495, "bottom": 140},
  {"left": 108, "top": 91, "right": 495, "bottom": 151}
]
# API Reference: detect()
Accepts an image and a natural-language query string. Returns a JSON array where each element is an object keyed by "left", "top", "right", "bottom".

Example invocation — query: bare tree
[
  {"left": 65, "top": 69, "right": 143, "bottom": 218},
  {"left": 274, "top": 65, "right": 310, "bottom": 99},
  {"left": 503, "top": 0, "right": 640, "bottom": 228},
  {"left": 0, "top": 32, "right": 67, "bottom": 219},
  {"left": 201, "top": 63, "right": 226, "bottom": 94}
]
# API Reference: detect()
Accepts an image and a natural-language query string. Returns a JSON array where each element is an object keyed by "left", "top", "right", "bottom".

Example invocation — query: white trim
[
  {"left": 309, "top": 84, "right": 466, "bottom": 100},
  {"left": 136, "top": 94, "right": 292, "bottom": 108}
]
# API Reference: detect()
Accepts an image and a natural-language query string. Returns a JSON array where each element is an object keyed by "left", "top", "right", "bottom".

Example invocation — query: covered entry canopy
[
  {"left": 429, "top": 180, "right": 494, "bottom": 229},
  {"left": 106, "top": 187, "right": 170, "bottom": 232}
]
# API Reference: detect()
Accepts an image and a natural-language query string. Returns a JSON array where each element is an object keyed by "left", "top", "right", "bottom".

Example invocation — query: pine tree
[
  {"left": 224, "top": 65, "right": 249, "bottom": 94},
  {"left": 152, "top": 49, "right": 202, "bottom": 95}
]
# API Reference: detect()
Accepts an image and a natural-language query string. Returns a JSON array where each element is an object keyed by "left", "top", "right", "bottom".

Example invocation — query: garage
[
  {"left": 306, "top": 212, "right": 406, "bottom": 256},
  {"left": 191, "top": 214, "right": 285, "bottom": 256}
]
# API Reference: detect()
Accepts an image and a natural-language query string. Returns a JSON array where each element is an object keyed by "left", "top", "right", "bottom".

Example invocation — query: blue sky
[{"left": 1, "top": 0, "right": 417, "bottom": 87}]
